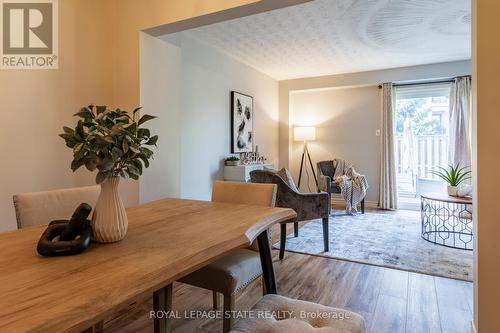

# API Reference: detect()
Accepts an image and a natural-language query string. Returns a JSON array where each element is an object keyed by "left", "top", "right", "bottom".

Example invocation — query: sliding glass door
[{"left": 394, "top": 83, "right": 451, "bottom": 208}]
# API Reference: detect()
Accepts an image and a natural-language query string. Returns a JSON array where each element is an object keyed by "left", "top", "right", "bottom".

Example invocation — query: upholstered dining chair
[
  {"left": 178, "top": 181, "right": 277, "bottom": 333},
  {"left": 13, "top": 185, "right": 100, "bottom": 229},
  {"left": 250, "top": 169, "right": 330, "bottom": 260},
  {"left": 13, "top": 185, "right": 102, "bottom": 332},
  {"left": 229, "top": 294, "right": 366, "bottom": 333}
]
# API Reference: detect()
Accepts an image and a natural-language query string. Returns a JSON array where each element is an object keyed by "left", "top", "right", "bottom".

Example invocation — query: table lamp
[{"left": 294, "top": 126, "right": 318, "bottom": 190}]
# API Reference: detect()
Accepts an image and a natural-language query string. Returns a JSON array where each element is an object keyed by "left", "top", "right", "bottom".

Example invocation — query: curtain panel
[
  {"left": 379, "top": 83, "right": 398, "bottom": 210},
  {"left": 449, "top": 76, "right": 472, "bottom": 168}
]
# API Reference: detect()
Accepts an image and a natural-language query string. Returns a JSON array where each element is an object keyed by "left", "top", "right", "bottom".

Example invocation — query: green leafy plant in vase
[
  {"left": 60, "top": 105, "right": 158, "bottom": 242},
  {"left": 431, "top": 164, "right": 471, "bottom": 197}
]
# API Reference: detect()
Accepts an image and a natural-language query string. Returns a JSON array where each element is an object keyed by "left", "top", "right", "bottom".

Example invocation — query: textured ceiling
[{"left": 183, "top": 0, "right": 471, "bottom": 80}]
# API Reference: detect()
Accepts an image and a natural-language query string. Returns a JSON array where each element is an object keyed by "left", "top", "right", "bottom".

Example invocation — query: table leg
[
  {"left": 94, "top": 321, "right": 103, "bottom": 333},
  {"left": 257, "top": 229, "right": 276, "bottom": 294},
  {"left": 153, "top": 283, "right": 173, "bottom": 333},
  {"left": 80, "top": 322, "right": 103, "bottom": 333},
  {"left": 279, "top": 223, "right": 286, "bottom": 260}
]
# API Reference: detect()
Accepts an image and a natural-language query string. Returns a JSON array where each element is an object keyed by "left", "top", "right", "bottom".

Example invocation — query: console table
[
  {"left": 421, "top": 192, "right": 473, "bottom": 250},
  {"left": 224, "top": 163, "right": 274, "bottom": 182}
]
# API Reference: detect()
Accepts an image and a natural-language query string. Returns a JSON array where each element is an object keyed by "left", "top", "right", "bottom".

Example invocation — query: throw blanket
[{"left": 333, "top": 159, "right": 369, "bottom": 215}]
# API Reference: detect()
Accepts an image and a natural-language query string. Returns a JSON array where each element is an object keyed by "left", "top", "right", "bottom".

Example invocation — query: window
[{"left": 394, "top": 83, "right": 451, "bottom": 202}]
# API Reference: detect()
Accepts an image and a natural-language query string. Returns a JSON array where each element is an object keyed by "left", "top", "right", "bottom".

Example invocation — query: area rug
[{"left": 275, "top": 210, "right": 473, "bottom": 281}]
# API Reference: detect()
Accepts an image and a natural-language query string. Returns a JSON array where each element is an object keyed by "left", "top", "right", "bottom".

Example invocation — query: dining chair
[
  {"left": 13, "top": 185, "right": 100, "bottom": 229},
  {"left": 250, "top": 169, "right": 330, "bottom": 260},
  {"left": 178, "top": 181, "right": 277, "bottom": 333},
  {"left": 229, "top": 294, "right": 365, "bottom": 333},
  {"left": 13, "top": 185, "right": 102, "bottom": 332}
]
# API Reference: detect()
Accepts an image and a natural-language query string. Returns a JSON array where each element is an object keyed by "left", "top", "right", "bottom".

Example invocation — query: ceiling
[{"left": 183, "top": 0, "right": 471, "bottom": 80}]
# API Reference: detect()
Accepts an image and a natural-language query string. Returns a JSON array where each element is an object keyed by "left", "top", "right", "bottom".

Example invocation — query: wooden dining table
[{"left": 0, "top": 198, "right": 296, "bottom": 333}]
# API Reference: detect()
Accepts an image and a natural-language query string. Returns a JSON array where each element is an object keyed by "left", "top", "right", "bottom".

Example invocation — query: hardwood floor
[{"left": 105, "top": 249, "right": 473, "bottom": 333}]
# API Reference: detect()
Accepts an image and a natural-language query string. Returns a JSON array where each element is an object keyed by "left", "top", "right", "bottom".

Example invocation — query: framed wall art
[{"left": 230, "top": 91, "right": 253, "bottom": 153}]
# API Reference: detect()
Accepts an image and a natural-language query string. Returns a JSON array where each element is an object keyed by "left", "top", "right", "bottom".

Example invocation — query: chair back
[
  {"left": 248, "top": 169, "right": 277, "bottom": 185},
  {"left": 13, "top": 185, "right": 100, "bottom": 229},
  {"left": 250, "top": 168, "right": 298, "bottom": 190},
  {"left": 251, "top": 169, "right": 330, "bottom": 221},
  {"left": 212, "top": 181, "right": 276, "bottom": 207},
  {"left": 317, "top": 160, "right": 336, "bottom": 178},
  {"left": 212, "top": 181, "right": 277, "bottom": 251},
  {"left": 249, "top": 170, "right": 298, "bottom": 205}
]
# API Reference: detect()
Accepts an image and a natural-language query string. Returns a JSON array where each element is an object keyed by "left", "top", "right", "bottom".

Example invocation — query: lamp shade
[{"left": 294, "top": 126, "right": 316, "bottom": 141}]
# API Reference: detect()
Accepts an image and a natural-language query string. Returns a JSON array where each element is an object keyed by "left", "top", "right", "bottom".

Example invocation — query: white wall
[
  {"left": 290, "top": 86, "right": 381, "bottom": 201},
  {"left": 178, "top": 33, "right": 279, "bottom": 200},
  {"left": 139, "top": 33, "right": 182, "bottom": 202},
  {"left": 139, "top": 32, "right": 279, "bottom": 202}
]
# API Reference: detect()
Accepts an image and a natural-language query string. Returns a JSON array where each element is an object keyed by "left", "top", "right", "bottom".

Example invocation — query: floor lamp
[{"left": 294, "top": 126, "right": 318, "bottom": 190}]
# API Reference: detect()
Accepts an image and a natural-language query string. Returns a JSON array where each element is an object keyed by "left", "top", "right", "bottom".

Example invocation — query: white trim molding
[
  {"left": 331, "top": 197, "right": 379, "bottom": 209},
  {"left": 471, "top": 321, "right": 477, "bottom": 333}
]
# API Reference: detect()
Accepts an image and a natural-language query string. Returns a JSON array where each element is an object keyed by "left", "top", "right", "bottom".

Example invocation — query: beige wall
[
  {"left": 0, "top": 0, "right": 117, "bottom": 231},
  {"left": 279, "top": 61, "right": 472, "bottom": 172},
  {"left": 289, "top": 86, "right": 381, "bottom": 202},
  {"left": 473, "top": 0, "right": 500, "bottom": 331},
  {"left": 280, "top": 61, "right": 471, "bottom": 205}
]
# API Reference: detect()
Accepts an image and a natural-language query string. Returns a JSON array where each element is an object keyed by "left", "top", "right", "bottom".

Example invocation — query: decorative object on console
[
  {"left": 294, "top": 126, "right": 318, "bottom": 190},
  {"left": 37, "top": 203, "right": 93, "bottom": 256},
  {"left": 231, "top": 91, "right": 253, "bottom": 153},
  {"left": 225, "top": 156, "right": 240, "bottom": 166},
  {"left": 59, "top": 105, "right": 158, "bottom": 243},
  {"left": 240, "top": 145, "right": 267, "bottom": 165},
  {"left": 431, "top": 164, "right": 471, "bottom": 197}
]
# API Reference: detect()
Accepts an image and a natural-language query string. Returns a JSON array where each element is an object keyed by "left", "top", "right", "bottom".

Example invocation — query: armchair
[
  {"left": 250, "top": 169, "right": 330, "bottom": 260},
  {"left": 317, "top": 160, "right": 365, "bottom": 214}
]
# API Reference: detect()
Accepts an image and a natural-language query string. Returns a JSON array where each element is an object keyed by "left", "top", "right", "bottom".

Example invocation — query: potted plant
[
  {"left": 60, "top": 105, "right": 158, "bottom": 242},
  {"left": 431, "top": 164, "right": 471, "bottom": 196},
  {"left": 225, "top": 156, "right": 240, "bottom": 166}
]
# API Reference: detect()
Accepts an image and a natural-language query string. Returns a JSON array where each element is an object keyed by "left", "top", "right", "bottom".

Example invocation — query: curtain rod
[{"left": 377, "top": 75, "right": 471, "bottom": 89}]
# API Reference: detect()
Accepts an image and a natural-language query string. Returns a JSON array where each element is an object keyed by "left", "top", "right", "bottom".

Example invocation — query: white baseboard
[
  {"left": 330, "top": 198, "right": 379, "bottom": 209},
  {"left": 398, "top": 201, "right": 420, "bottom": 211}
]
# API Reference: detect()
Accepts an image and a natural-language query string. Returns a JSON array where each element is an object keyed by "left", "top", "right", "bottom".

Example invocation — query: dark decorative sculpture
[{"left": 37, "top": 203, "right": 93, "bottom": 256}]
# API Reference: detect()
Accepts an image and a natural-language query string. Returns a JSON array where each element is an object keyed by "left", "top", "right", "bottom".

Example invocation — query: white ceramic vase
[
  {"left": 92, "top": 177, "right": 128, "bottom": 243},
  {"left": 447, "top": 185, "right": 459, "bottom": 197}
]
